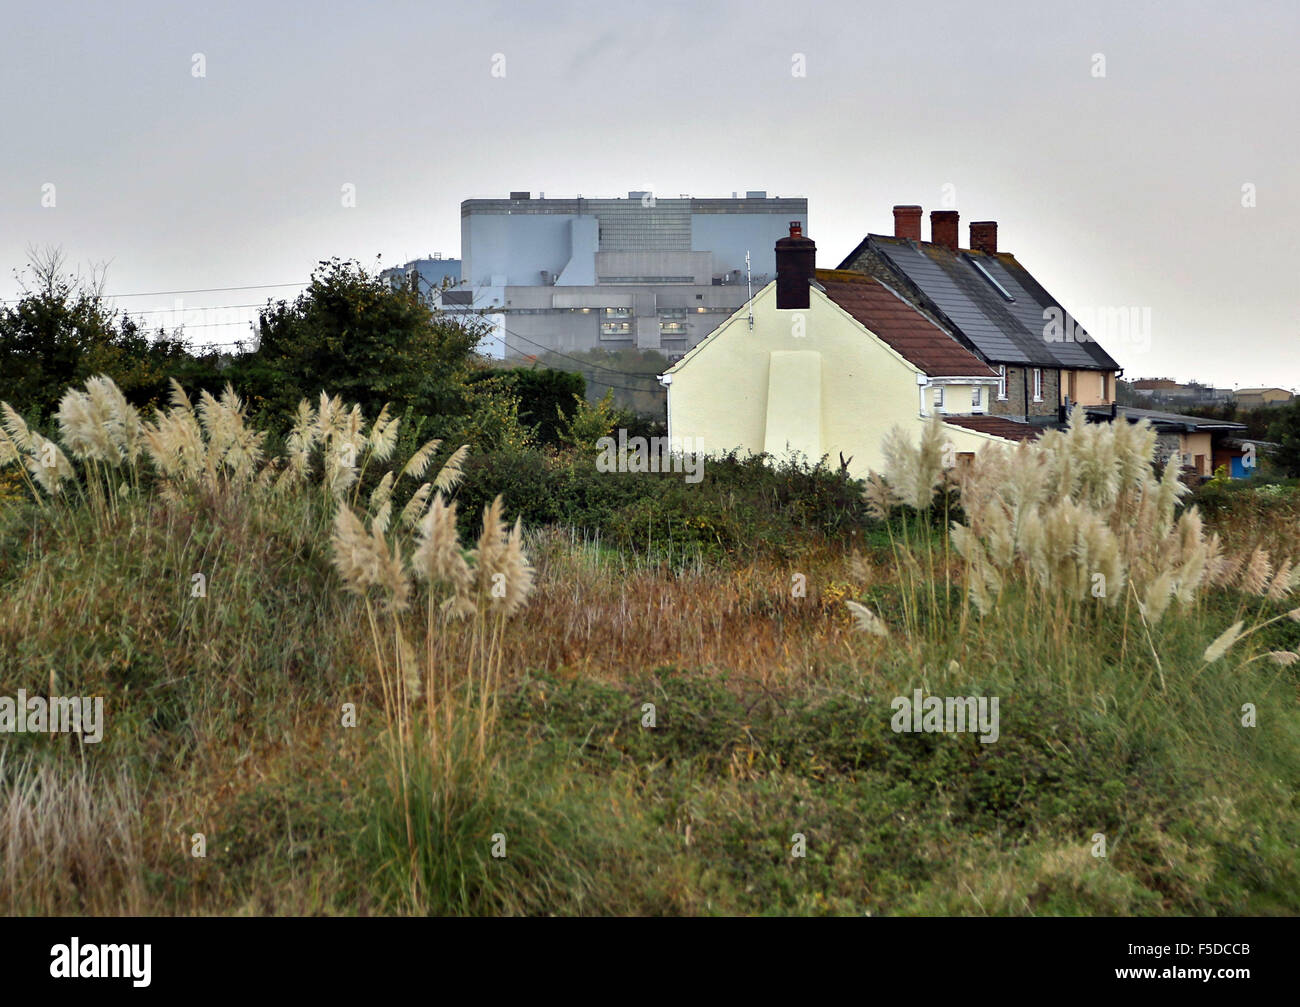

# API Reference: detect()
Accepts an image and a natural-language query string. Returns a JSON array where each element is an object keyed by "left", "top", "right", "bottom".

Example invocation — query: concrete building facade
[{"left": 431, "top": 191, "right": 808, "bottom": 361}]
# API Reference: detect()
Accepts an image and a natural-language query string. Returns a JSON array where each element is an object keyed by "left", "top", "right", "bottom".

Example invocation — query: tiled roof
[
  {"left": 815, "top": 269, "right": 998, "bottom": 378},
  {"left": 839, "top": 236, "right": 1120, "bottom": 371},
  {"left": 944, "top": 415, "right": 1044, "bottom": 441}
]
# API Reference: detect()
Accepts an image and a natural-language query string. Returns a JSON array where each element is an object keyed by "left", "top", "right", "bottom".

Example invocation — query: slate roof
[
  {"left": 944, "top": 415, "right": 1044, "bottom": 441},
  {"left": 814, "top": 269, "right": 998, "bottom": 378},
  {"left": 1083, "top": 405, "right": 1246, "bottom": 433},
  {"left": 838, "top": 235, "right": 1120, "bottom": 372}
]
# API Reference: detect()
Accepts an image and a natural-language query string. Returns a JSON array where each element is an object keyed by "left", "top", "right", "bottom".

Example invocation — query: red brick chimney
[
  {"left": 930, "top": 210, "right": 959, "bottom": 251},
  {"left": 775, "top": 221, "right": 815, "bottom": 309},
  {"left": 969, "top": 221, "right": 998, "bottom": 255},
  {"left": 893, "top": 205, "right": 922, "bottom": 242}
]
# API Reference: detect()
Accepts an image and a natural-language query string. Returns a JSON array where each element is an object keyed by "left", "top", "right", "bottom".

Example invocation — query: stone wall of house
[
  {"left": 1033, "top": 368, "right": 1061, "bottom": 418},
  {"left": 1154, "top": 431, "right": 1182, "bottom": 467},
  {"left": 990, "top": 365, "right": 1060, "bottom": 421},
  {"left": 841, "top": 247, "right": 926, "bottom": 300}
]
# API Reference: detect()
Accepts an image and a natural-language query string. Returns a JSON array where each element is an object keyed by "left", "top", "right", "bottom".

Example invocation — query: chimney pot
[
  {"left": 775, "top": 221, "right": 816, "bottom": 309},
  {"left": 893, "top": 204, "right": 923, "bottom": 242},
  {"left": 969, "top": 221, "right": 998, "bottom": 255},
  {"left": 930, "top": 210, "right": 959, "bottom": 252}
]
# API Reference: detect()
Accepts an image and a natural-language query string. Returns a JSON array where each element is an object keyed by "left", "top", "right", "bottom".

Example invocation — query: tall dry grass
[
  {"left": 0, "top": 756, "right": 145, "bottom": 914},
  {"left": 1, "top": 375, "right": 540, "bottom": 913},
  {"left": 329, "top": 466, "right": 535, "bottom": 894},
  {"left": 849, "top": 410, "right": 1300, "bottom": 756}
]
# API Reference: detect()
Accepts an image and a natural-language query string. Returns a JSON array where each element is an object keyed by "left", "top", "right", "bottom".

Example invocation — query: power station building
[{"left": 412, "top": 191, "right": 807, "bottom": 361}]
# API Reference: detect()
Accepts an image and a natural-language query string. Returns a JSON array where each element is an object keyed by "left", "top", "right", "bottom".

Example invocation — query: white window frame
[
  {"left": 997, "top": 365, "right": 1008, "bottom": 401},
  {"left": 933, "top": 386, "right": 945, "bottom": 410},
  {"left": 1032, "top": 367, "right": 1043, "bottom": 402},
  {"left": 971, "top": 386, "right": 983, "bottom": 410}
]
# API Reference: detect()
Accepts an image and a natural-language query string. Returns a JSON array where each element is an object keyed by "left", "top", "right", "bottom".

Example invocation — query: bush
[
  {"left": 453, "top": 445, "right": 871, "bottom": 559},
  {"left": 468, "top": 368, "right": 585, "bottom": 447}
]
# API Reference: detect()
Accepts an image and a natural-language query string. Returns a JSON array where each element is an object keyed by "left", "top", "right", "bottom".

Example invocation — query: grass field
[{"left": 2, "top": 379, "right": 1298, "bottom": 915}]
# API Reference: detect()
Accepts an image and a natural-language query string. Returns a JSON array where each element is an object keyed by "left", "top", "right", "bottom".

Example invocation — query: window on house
[
  {"left": 1032, "top": 368, "right": 1043, "bottom": 402},
  {"left": 933, "top": 386, "right": 945, "bottom": 409},
  {"left": 997, "top": 365, "right": 1008, "bottom": 401},
  {"left": 972, "top": 387, "right": 982, "bottom": 409}
]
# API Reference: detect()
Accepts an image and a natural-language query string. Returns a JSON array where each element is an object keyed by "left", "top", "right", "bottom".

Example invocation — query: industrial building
[{"left": 405, "top": 191, "right": 807, "bottom": 361}]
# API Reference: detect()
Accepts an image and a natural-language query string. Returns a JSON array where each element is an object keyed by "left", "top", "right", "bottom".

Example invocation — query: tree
[
  {"left": 241, "top": 258, "right": 488, "bottom": 424},
  {"left": 0, "top": 247, "right": 193, "bottom": 418},
  {"left": 1267, "top": 400, "right": 1300, "bottom": 477}
]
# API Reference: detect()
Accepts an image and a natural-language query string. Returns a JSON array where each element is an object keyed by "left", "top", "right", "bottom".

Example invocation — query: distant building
[
  {"left": 379, "top": 255, "right": 461, "bottom": 295},
  {"left": 431, "top": 191, "right": 807, "bottom": 361},
  {"left": 1234, "top": 387, "right": 1294, "bottom": 409},
  {"left": 379, "top": 255, "right": 507, "bottom": 357},
  {"left": 1129, "top": 378, "right": 1233, "bottom": 407}
]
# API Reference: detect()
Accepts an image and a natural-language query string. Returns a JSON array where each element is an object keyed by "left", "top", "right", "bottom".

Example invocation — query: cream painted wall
[
  {"left": 927, "top": 384, "right": 992, "bottom": 415},
  {"left": 1182, "top": 431, "right": 1213, "bottom": 474},
  {"left": 665, "top": 282, "right": 1011, "bottom": 478},
  {"left": 1059, "top": 369, "right": 1115, "bottom": 406}
]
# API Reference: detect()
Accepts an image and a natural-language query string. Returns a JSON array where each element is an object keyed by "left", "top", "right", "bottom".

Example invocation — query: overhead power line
[
  {"left": 122, "top": 302, "right": 266, "bottom": 316},
  {"left": 103, "top": 282, "right": 307, "bottom": 299},
  {"left": 1, "top": 281, "right": 307, "bottom": 305},
  {"left": 497, "top": 325, "right": 664, "bottom": 384}
]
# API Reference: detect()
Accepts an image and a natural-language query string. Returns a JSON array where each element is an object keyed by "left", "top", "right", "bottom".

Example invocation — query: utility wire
[
  {"left": 0, "top": 281, "right": 307, "bottom": 304},
  {"left": 122, "top": 303, "right": 266, "bottom": 315},
  {"left": 497, "top": 324, "right": 664, "bottom": 383}
]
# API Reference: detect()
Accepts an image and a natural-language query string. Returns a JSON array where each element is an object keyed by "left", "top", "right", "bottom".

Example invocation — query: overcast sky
[{"left": 3, "top": 0, "right": 1296, "bottom": 388}]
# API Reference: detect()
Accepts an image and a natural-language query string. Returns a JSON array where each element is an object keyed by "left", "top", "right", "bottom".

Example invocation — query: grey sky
[{"left": 3, "top": 0, "right": 1296, "bottom": 388}]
